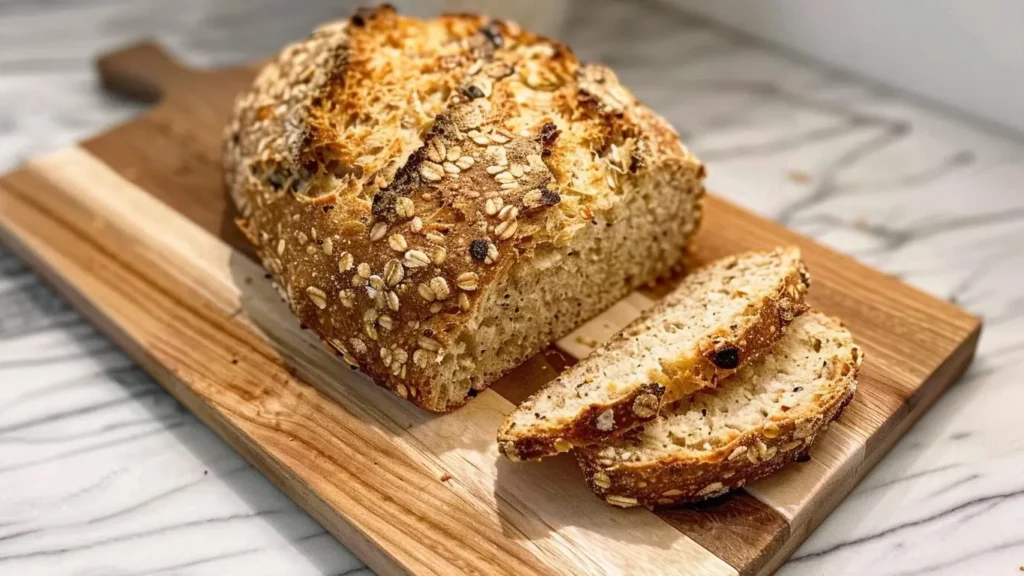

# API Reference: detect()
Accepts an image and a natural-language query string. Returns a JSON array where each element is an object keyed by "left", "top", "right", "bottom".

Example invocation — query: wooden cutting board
[{"left": 0, "top": 43, "right": 980, "bottom": 576}]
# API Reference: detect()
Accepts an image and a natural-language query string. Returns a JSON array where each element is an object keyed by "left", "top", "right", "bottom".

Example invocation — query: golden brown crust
[
  {"left": 223, "top": 6, "right": 704, "bottom": 411},
  {"left": 499, "top": 382, "right": 666, "bottom": 461},
  {"left": 576, "top": 383, "right": 855, "bottom": 508}
]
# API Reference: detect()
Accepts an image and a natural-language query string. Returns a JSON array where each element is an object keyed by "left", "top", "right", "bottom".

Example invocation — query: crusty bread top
[
  {"left": 498, "top": 247, "right": 809, "bottom": 460},
  {"left": 222, "top": 5, "right": 703, "bottom": 410}
]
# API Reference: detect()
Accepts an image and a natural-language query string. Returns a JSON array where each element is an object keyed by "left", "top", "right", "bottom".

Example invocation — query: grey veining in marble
[{"left": 1, "top": 1, "right": 1022, "bottom": 574}]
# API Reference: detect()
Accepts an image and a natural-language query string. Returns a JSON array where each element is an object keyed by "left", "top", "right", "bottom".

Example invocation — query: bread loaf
[
  {"left": 223, "top": 6, "right": 705, "bottom": 411},
  {"left": 576, "top": 311, "right": 862, "bottom": 508},
  {"left": 498, "top": 247, "right": 809, "bottom": 460}
]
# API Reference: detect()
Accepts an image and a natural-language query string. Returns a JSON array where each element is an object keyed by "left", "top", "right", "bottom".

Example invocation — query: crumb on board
[
  {"left": 440, "top": 473, "right": 453, "bottom": 482},
  {"left": 853, "top": 215, "right": 870, "bottom": 231},
  {"left": 576, "top": 335, "right": 599, "bottom": 347},
  {"left": 203, "top": 470, "right": 208, "bottom": 475},
  {"left": 787, "top": 169, "right": 811, "bottom": 184},
  {"left": 244, "top": 276, "right": 253, "bottom": 285}
]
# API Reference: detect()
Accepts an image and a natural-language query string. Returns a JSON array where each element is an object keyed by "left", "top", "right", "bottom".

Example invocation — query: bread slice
[
  {"left": 576, "top": 311, "right": 862, "bottom": 508},
  {"left": 498, "top": 247, "right": 810, "bottom": 461}
]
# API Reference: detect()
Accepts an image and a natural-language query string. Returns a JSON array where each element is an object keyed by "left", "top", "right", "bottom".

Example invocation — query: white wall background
[{"left": 662, "top": 0, "right": 1024, "bottom": 135}]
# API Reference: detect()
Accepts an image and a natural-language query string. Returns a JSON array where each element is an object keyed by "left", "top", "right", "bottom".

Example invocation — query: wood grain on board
[{"left": 0, "top": 43, "right": 980, "bottom": 575}]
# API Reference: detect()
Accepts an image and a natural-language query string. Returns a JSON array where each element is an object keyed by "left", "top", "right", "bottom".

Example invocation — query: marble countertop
[{"left": 2, "top": 1, "right": 1022, "bottom": 574}]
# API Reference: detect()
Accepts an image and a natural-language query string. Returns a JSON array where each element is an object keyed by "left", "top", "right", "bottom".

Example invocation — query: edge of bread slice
[
  {"left": 575, "top": 311, "right": 862, "bottom": 508},
  {"left": 498, "top": 247, "right": 810, "bottom": 461}
]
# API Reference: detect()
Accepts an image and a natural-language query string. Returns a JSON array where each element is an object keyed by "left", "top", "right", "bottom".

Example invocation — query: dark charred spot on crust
[
  {"left": 479, "top": 21, "right": 503, "bottom": 47},
  {"left": 539, "top": 122, "right": 560, "bottom": 146},
  {"left": 629, "top": 147, "right": 645, "bottom": 174},
  {"left": 799, "top": 267, "right": 812, "bottom": 288},
  {"left": 321, "top": 205, "right": 335, "bottom": 212},
  {"left": 540, "top": 188, "right": 561, "bottom": 206},
  {"left": 301, "top": 158, "right": 319, "bottom": 176},
  {"left": 469, "top": 239, "right": 489, "bottom": 262},
  {"left": 711, "top": 345, "right": 741, "bottom": 370},
  {"left": 267, "top": 170, "right": 287, "bottom": 191},
  {"left": 462, "top": 84, "right": 485, "bottom": 100},
  {"left": 351, "top": 5, "right": 389, "bottom": 27},
  {"left": 797, "top": 452, "right": 812, "bottom": 463},
  {"left": 371, "top": 190, "right": 397, "bottom": 220}
]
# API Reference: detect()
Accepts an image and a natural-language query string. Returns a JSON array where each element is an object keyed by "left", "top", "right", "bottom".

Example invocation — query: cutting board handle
[{"left": 97, "top": 42, "right": 189, "bottom": 104}]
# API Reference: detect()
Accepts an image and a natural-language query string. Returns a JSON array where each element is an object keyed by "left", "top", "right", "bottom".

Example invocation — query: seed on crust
[
  {"left": 595, "top": 409, "right": 614, "bottom": 432},
  {"left": 276, "top": 238, "right": 286, "bottom": 256},
  {"left": 593, "top": 472, "right": 611, "bottom": 488},
  {"left": 633, "top": 393, "right": 659, "bottom": 418},
  {"left": 456, "top": 272, "right": 479, "bottom": 291},
  {"left": 306, "top": 286, "right": 327, "bottom": 309},
  {"left": 495, "top": 218, "right": 518, "bottom": 240},
  {"left": 388, "top": 233, "right": 408, "bottom": 252},
  {"left": 497, "top": 205, "right": 519, "bottom": 221},
  {"left": 369, "top": 222, "right": 388, "bottom": 242},
  {"left": 378, "top": 314, "right": 394, "bottom": 332},
  {"left": 427, "top": 139, "right": 446, "bottom": 164},
  {"left": 728, "top": 445, "right": 748, "bottom": 461},
  {"left": 395, "top": 196, "right": 415, "bottom": 219},
  {"left": 432, "top": 246, "right": 447, "bottom": 265},
  {"left": 322, "top": 237, "right": 334, "bottom": 255},
  {"left": 419, "top": 161, "right": 444, "bottom": 182},
  {"left": 383, "top": 259, "right": 405, "bottom": 287},
  {"left": 418, "top": 336, "right": 441, "bottom": 351},
  {"left": 418, "top": 282, "right": 437, "bottom": 302},
  {"left": 698, "top": 482, "right": 725, "bottom": 496},
  {"left": 781, "top": 440, "right": 802, "bottom": 452},
  {"left": 458, "top": 292, "right": 471, "bottom": 310},
  {"left": 413, "top": 348, "right": 432, "bottom": 368},
  {"left": 339, "top": 289, "right": 355, "bottom": 308},
  {"left": 404, "top": 249, "right": 431, "bottom": 268},
  {"left": 455, "top": 155, "right": 475, "bottom": 170},
  {"left": 368, "top": 275, "right": 385, "bottom": 291},
  {"left": 485, "top": 197, "right": 503, "bottom": 215},
  {"left": 357, "top": 263, "right": 372, "bottom": 278},
  {"left": 338, "top": 252, "right": 354, "bottom": 273},
  {"left": 429, "top": 276, "right": 450, "bottom": 300},
  {"left": 410, "top": 217, "right": 424, "bottom": 232},
  {"left": 349, "top": 338, "right": 367, "bottom": 355},
  {"left": 763, "top": 422, "right": 780, "bottom": 438},
  {"left": 605, "top": 495, "right": 638, "bottom": 508}
]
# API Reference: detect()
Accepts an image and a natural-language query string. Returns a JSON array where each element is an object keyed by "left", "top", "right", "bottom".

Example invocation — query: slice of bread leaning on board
[{"left": 223, "top": 5, "right": 862, "bottom": 508}]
